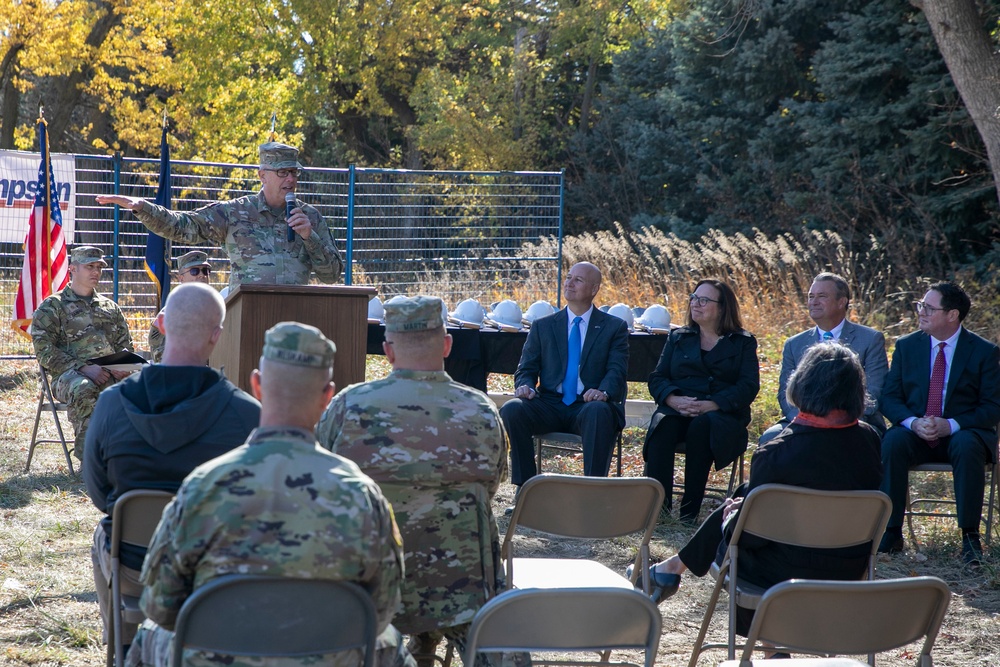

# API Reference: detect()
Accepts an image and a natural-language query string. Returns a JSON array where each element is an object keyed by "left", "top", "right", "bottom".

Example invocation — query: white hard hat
[
  {"left": 639, "top": 304, "right": 671, "bottom": 330},
  {"left": 489, "top": 300, "right": 523, "bottom": 328},
  {"left": 368, "top": 296, "right": 385, "bottom": 322},
  {"left": 524, "top": 300, "right": 556, "bottom": 324},
  {"left": 450, "top": 298, "right": 485, "bottom": 326},
  {"left": 607, "top": 303, "right": 634, "bottom": 331}
]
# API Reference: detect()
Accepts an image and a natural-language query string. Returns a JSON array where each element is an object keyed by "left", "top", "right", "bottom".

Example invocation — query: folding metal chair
[
  {"left": 502, "top": 473, "right": 664, "bottom": 594},
  {"left": 673, "top": 441, "right": 746, "bottom": 504},
  {"left": 172, "top": 575, "right": 378, "bottom": 667},
  {"left": 688, "top": 485, "right": 892, "bottom": 667},
  {"left": 535, "top": 431, "right": 624, "bottom": 477},
  {"left": 534, "top": 399, "right": 627, "bottom": 477},
  {"left": 26, "top": 365, "right": 74, "bottom": 474},
  {"left": 107, "top": 490, "right": 174, "bottom": 667},
  {"left": 905, "top": 457, "right": 1000, "bottom": 546},
  {"left": 721, "top": 576, "right": 951, "bottom": 667},
  {"left": 464, "top": 587, "right": 661, "bottom": 667}
]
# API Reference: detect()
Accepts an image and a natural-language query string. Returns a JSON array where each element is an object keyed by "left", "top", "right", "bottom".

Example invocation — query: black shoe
[
  {"left": 626, "top": 564, "right": 680, "bottom": 604},
  {"left": 503, "top": 505, "right": 515, "bottom": 516},
  {"left": 877, "top": 532, "right": 904, "bottom": 554},
  {"left": 962, "top": 533, "right": 983, "bottom": 568}
]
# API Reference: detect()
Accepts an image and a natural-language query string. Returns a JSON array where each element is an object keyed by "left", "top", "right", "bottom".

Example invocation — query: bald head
[
  {"left": 161, "top": 283, "right": 225, "bottom": 364},
  {"left": 564, "top": 262, "right": 602, "bottom": 314},
  {"left": 254, "top": 358, "right": 334, "bottom": 429}
]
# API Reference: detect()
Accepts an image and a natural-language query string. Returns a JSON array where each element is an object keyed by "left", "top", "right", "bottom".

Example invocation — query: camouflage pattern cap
[
  {"left": 70, "top": 246, "right": 107, "bottom": 266},
  {"left": 384, "top": 295, "right": 445, "bottom": 333},
  {"left": 263, "top": 321, "right": 336, "bottom": 368},
  {"left": 175, "top": 250, "right": 210, "bottom": 271},
  {"left": 259, "top": 142, "right": 304, "bottom": 171}
]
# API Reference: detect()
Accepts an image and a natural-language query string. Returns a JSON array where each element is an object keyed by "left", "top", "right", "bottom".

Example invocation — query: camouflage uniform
[
  {"left": 316, "top": 296, "right": 509, "bottom": 659},
  {"left": 32, "top": 280, "right": 133, "bottom": 459},
  {"left": 134, "top": 195, "right": 341, "bottom": 291},
  {"left": 147, "top": 321, "right": 164, "bottom": 364},
  {"left": 128, "top": 321, "right": 412, "bottom": 667}
]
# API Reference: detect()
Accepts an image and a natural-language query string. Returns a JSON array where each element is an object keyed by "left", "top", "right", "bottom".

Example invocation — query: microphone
[{"left": 285, "top": 192, "right": 296, "bottom": 242}]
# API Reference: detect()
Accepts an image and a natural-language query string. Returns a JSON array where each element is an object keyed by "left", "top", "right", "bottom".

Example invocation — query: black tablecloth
[{"left": 367, "top": 323, "right": 668, "bottom": 392}]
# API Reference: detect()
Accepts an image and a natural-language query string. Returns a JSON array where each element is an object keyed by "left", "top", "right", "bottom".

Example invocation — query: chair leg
[
  {"left": 687, "top": 575, "right": 725, "bottom": 667},
  {"left": 47, "top": 395, "right": 74, "bottom": 474},
  {"left": 615, "top": 432, "right": 623, "bottom": 477},
  {"left": 986, "top": 463, "right": 998, "bottom": 545},
  {"left": 106, "top": 609, "right": 115, "bottom": 667},
  {"left": 905, "top": 476, "right": 919, "bottom": 549},
  {"left": 26, "top": 389, "right": 46, "bottom": 473},
  {"left": 726, "top": 453, "right": 744, "bottom": 496}
]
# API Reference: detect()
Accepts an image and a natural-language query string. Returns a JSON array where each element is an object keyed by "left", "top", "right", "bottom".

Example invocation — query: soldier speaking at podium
[{"left": 96, "top": 142, "right": 344, "bottom": 290}]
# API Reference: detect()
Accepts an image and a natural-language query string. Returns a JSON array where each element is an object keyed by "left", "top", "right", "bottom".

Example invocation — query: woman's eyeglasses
[
  {"left": 186, "top": 267, "right": 211, "bottom": 277},
  {"left": 689, "top": 294, "right": 721, "bottom": 307}
]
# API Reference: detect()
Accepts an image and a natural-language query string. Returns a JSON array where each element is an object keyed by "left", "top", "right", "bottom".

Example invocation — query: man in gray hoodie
[{"left": 83, "top": 282, "right": 261, "bottom": 650}]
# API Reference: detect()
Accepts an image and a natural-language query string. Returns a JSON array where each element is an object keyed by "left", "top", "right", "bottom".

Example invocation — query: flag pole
[{"left": 269, "top": 112, "right": 277, "bottom": 141}]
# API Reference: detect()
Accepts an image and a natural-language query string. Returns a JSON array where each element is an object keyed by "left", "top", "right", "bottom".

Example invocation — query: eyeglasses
[
  {"left": 913, "top": 300, "right": 945, "bottom": 314},
  {"left": 273, "top": 168, "right": 302, "bottom": 179},
  {"left": 689, "top": 294, "right": 721, "bottom": 307},
  {"left": 186, "top": 267, "right": 211, "bottom": 277}
]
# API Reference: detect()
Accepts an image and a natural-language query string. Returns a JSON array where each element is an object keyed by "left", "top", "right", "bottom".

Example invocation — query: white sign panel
[{"left": 0, "top": 150, "right": 76, "bottom": 245}]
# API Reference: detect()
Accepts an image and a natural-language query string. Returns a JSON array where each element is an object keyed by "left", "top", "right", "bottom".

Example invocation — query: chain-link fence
[{"left": 0, "top": 154, "right": 563, "bottom": 357}]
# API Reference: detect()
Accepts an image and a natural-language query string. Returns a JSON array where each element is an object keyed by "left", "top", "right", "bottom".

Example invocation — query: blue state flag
[{"left": 144, "top": 126, "right": 171, "bottom": 307}]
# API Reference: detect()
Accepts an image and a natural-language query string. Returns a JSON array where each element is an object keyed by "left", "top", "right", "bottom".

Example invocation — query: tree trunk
[
  {"left": 913, "top": 0, "right": 1000, "bottom": 204},
  {"left": 0, "top": 41, "right": 23, "bottom": 149},
  {"left": 45, "top": 0, "right": 122, "bottom": 149},
  {"left": 0, "top": 77, "right": 19, "bottom": 149}
]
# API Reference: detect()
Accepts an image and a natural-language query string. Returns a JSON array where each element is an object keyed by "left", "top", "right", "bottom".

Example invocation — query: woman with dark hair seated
[
  {"left": 643, "top": 278, "right": 760, "bottom": 522},
  {"left": 639, "top": 342, "right": 883, "bottom": 634}
]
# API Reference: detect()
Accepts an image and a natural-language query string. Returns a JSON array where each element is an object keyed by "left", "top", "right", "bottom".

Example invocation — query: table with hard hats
[{"left": 366, "top": 297, "right": 674, "bottom": 392}]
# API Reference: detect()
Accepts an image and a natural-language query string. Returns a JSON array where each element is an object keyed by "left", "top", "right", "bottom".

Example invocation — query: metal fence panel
[{"left": 0, "top": 154, "right": 562, "bottom": 357}]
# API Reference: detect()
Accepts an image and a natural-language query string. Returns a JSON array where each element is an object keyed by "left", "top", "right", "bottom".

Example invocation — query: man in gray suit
[
  {"left": 759, "top": 272, "right": 888, "bottom": 444},
  {"left": 500, "top": 262, "right": 629, "bottom": 489}
]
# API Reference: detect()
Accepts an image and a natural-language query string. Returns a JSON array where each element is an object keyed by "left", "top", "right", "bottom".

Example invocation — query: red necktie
[{"left": 925, "top": 342, "right": 947, "bottom": 448}]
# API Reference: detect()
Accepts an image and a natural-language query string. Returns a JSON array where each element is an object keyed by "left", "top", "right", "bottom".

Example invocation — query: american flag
[{"left": 12, "top": 117, "right": 69, "bottom": 338}]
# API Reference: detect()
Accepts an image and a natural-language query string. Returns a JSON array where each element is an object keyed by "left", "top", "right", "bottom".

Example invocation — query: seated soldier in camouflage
[
  {"left": 147, "top": 250, "right": 214, "bottom": 363},
  {"left": 96, "top": 142, "right": 343, "bottom": 291},
  {"left": 31, "top": 246, "right": 134, "bottom": 460},
  {"left": 317, "top": 296, "right": 509, "bottom": 664},
  {"left": 127, "top": 322, "right": 414, "bottom": 667}
]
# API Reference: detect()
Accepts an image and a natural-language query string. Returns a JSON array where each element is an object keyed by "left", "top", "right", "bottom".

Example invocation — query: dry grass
[{"left": 3, "top": 227, "right": 1000, "bottom": 665}]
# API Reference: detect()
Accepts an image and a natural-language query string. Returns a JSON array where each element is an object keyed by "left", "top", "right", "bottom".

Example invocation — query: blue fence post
[
  {"left": 112, "top": 152, "right": 121, "bottom": 301},
  {"left": 345, "top": 163, "right": 356, "bottom": 286},
  {"left": 556, "top": 168, "right": 565, "bottom": 308}
]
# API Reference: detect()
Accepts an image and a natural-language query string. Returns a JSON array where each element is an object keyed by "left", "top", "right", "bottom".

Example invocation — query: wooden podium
[{"left": 209, "top": 284, "right": 376, "bottom": 393}]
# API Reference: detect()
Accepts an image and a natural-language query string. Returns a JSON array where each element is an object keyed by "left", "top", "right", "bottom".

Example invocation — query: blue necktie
[
  {"left": 563, "top": 316, "right": 583, "bottom": 406},
  {"left": 822, "top": 331, "right": 833, "bottom": 341}
]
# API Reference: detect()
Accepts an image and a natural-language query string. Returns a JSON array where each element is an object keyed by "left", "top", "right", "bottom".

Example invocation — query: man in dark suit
[
  {"left": 759, "top": 272, "right": 888, "bottom": 444},
  {"left": 500, "top": 262, "right": 629, "bottom": 490},
  {"left": 878, "top": 282, "right": 1000, "bottom": 565}
]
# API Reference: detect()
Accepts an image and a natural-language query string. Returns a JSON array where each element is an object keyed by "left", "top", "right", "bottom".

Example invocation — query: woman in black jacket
[
  {"left": 643, "top": 278, "right": 760, "bottom": 522},
  {"left": 639, "top": 343, "right": 883, "bottom": 644}
]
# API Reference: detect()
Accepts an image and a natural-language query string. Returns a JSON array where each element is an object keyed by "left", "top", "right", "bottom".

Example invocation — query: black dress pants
[{"left": 500, "top": 393, "right": 619, "bottom": 486}]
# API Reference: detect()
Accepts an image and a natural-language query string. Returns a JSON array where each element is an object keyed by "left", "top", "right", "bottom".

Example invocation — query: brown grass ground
[{"left": 2, "top": 351, "right": 1000, "bottom": 666}]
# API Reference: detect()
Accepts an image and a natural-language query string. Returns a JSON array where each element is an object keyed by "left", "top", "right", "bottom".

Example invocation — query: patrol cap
[
  {"left": 175, "top": 250, "right": 210, "bottom": 272},
  {"left": 262, "top": 321, "right": 336, "bottom": 368},
  {"left": 384, "top": 295, "right": 445, "bottom": 333},
  {"left": 259, "top": 142, "right": 304, "bottom": 171},
  {"left": 70, "top": 246, "right": 108, "bottom": 266}
]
